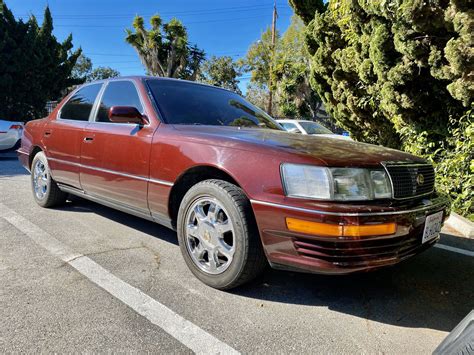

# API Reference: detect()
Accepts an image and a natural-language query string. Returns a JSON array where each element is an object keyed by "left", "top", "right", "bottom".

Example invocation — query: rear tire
[
  {"left": 177, "top": 179, "right": 267, "bottom": 290},
  {"left": 31, "top": 151, "right": 67, "bottom": 208}
]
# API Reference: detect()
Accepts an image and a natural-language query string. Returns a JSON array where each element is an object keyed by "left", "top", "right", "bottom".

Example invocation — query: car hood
[{"left": 170, "top": 125, "right": 425, "bottom": 167}]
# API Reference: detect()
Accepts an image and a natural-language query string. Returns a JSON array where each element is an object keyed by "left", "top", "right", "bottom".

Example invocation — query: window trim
[
  {"left": 57, "top": 82, "right": 104, "bottom": 122},
  {"left": 90, "top": 79, "right": 149, "bottom": 126},
  {"left": 143, "top": 79, "right": 166, "bottom": 124}
]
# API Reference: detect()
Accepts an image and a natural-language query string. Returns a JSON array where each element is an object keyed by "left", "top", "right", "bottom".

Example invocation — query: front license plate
[{"left": 422, "top": 211, "right": 443, "bottom": 244}]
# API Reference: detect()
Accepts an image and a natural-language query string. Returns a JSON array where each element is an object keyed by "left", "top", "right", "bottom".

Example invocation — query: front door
[
  {"left": 45, "top": 83, "right": 103, "bottom": 188},
  {"left": 79, "top": 80, "right": 156, "bottom": 213}
]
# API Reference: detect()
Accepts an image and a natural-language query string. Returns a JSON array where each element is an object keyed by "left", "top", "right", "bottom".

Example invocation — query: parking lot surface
[{"left": 1, "top": 156, "right": 473, "bottom": 353}]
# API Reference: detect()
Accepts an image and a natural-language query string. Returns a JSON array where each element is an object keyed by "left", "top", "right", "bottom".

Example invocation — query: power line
[
  {"left": 53, "top": 14, "right": 276, "bottom": 28},
  {"left": 16, "top": 3, "right": 290, "bottom": 19}
]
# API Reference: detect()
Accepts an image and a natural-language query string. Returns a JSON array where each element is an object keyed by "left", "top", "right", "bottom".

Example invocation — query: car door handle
[
  {"left": 83, "top": 137, "right": 94, "bottom": 142},
  {"left": 44, "top": 130, "right": 52, "bottom": 137}
]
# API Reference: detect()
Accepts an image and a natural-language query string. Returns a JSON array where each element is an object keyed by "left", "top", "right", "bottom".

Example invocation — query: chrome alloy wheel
[
  {"left": 185, "top": 197, "right": 235, "bottom": 275},
  {"left": 33, "top": 159, "right": 48, "bottom": 200}
]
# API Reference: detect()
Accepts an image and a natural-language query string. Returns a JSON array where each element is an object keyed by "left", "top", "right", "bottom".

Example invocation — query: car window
[
  {"left": 96, "top": 81, "right": 143, "bottom": 123},
  {"left": 299, "top": 121, "right": 333, "bottom": 135},
  {"left": 281, "top": 122, "right": 302, "bottom": 133},
  {"left": 147, "top": 79, "right": 281, "bottom": 130},
  {"left": 59, "top": 84, "right": 102, "bottom": 121}
]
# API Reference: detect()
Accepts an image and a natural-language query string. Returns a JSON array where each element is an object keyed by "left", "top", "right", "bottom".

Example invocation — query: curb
[{"left": 445, "top": 212, "right": 474, "bottom": 239}]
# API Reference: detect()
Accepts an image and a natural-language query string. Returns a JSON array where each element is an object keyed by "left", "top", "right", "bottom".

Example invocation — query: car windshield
[
  {"left": 146, "top": 79, "right": 282, "bottom": 130},
  {"left": 299, "top": 121, "right": 333, "bottom": 135}
]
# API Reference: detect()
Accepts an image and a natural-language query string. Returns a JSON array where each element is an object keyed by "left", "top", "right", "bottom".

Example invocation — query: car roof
[{"left": 84, "top": 76, "right": 235, "bottom": 94}]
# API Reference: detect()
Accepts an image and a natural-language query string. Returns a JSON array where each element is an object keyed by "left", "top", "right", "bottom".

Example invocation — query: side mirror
[{"left": 108, "top": 106, "right": 149, "bottom": 125}]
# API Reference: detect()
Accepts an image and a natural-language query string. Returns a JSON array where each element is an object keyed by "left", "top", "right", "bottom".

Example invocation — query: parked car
[
  {"left": 0, "top": 119, "right": 23, "bottom": 151},
  {"left": 277, "top": 119, "right": 351, "bottom": 140},
  {"left": 18, "top": 77, "right": 449, "bottom": 289}
]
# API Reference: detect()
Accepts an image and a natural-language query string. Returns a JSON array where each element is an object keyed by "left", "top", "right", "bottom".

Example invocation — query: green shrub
[
  {"left": 290, "top": 0, "right": 473, "bottom": 220},
  {"left": 431, "top": 111, "right": 473, "bottom": 220}
]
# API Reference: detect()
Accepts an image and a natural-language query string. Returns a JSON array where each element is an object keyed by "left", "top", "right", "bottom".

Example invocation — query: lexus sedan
[
  {"left": 18, "top": 77, "right": 449, "bottom": 289},
  {"left": 0, "top": 119, "right": 23, "bottom": 151}
]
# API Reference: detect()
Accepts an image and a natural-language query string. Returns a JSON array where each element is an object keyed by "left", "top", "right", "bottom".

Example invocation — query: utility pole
[{"left": 267, "top": 1, "right": 277, "bottom": 116}]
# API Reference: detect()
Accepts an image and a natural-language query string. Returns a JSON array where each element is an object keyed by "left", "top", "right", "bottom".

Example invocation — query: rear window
[
  {"left": 147, "top": 79, "right": 281, "bottom": 130},
  {"left": 59, "top": 83, "right": 102, "bottom": 121}
]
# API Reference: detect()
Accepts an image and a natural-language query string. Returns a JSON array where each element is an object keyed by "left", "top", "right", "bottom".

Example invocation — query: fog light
[{"left": 286, "top": 218, "right": 396, "bottom": 237}]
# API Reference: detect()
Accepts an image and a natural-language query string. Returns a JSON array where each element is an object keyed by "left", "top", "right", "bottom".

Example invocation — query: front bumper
[{"left": 251, "top": 195, "right": 449, "bottom": 274}]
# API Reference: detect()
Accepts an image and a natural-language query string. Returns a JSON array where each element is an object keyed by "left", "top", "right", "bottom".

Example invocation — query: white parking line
[
  {"left": 435, "top": 244, "right": 474, "bottom": 257},
  {"left": 1, "top": 203, "right": 239, "bottom": 355}
]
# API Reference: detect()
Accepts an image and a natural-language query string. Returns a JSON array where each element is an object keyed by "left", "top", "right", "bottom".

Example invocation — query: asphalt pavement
[{"left": 1, "top": 155, "right": 473, "bottom": 353}]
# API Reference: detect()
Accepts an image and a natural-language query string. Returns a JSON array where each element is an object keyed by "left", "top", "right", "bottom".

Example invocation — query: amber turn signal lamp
[{"left": 286, "top": 218, "right": 396, "bottom": 237}]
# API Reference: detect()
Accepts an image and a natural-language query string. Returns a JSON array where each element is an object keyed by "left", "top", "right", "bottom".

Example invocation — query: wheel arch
[
  {"left": 29, "top": 146, "right": 44, "bottom": 169},
  {"left": 168, "top": 164, "right": 246, "bottom": 229}
]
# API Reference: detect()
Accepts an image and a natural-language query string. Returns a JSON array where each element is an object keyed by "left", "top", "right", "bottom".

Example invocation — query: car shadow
[
  {"left": 0, "top": 156, "right": 28, "bottom": 177},
  {"left": 57, "top": 197, "right": 179, "bottom": 246},
  {"left": 234, "top": 237, "right": 474, "bottom": 333},
  {"left": 59, "top": 197, "right": 473, "bottom": 333}
]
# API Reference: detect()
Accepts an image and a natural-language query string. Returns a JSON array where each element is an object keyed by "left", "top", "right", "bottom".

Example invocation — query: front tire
[
  {"left": 177, "top": 179, "right": 267, "bottom": 290},
  {"left": 31, "top": 151, "right": 67, "bottom": 208}
]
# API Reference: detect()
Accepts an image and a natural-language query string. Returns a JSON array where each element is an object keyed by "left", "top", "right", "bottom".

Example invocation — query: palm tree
[{"left": 126, "top": 15, "right": 204, "bottom": 79}]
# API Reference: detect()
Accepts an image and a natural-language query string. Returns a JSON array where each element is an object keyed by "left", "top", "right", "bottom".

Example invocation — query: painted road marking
[
  {"left": 434, "top": 244, "right": 474, "bottom": 257},
  {"left": 1, "top": 203, "right": 239, "bottom": 355}
]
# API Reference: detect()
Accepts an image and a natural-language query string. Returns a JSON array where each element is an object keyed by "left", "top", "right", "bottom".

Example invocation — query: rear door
[
  {"left": 45, "top": 83, "right": 103, "bottom": 188},
  {"left": 79, "top": 80, "right": 156, "bottom": 213}
]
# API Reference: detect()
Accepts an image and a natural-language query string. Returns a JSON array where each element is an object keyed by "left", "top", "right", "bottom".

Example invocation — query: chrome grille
[{"left": 383, "top": 163, "right": 435, "bottom": 199}]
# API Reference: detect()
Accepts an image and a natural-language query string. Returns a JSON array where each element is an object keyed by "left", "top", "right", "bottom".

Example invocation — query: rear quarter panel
[{"left": 18, "top": 118, "right": 48, "bottom": 170}]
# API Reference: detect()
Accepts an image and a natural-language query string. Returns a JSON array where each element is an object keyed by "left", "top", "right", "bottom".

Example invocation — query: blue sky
[{"left": 8, "top": 0, "right": 294, "bottom": 92}]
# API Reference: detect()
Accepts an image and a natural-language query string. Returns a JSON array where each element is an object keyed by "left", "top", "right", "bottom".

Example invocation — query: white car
[
  {"left": 277, "top": 119, "right": 351, "bottom": 140},
  {"left": 0, "top": 120, "right": 23, "bottom": 151}
]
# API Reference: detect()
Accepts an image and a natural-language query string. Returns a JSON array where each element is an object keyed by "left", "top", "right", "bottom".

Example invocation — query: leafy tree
[
  {"left": 245, "top": 83, "right": 279, "bottom": 114},
  {"left": 288, "top": 0, "right": 327, "bottom": 24},
  {"left": 72, "top": 53, "right": 120, "bottom": 82},
  {"left": 89, "top": 67, "right": 120, "bottom": 81},
  {"left": 241, "top": 18, "right": 324, "bottom": 119},
  {"left": 125, "top": 15, "right": 205, "bottom": 79},
  {"left": 239, "top": 28, "right": 276, "bottom": 92},
  {"left": 291, "top": 0, "right": 473, "bottom": 219},
  {"left": 274, "top": 16, "right": 321, "bottom": 118},
  {"left": 291, "top": 0, "right": 472, "bottom": 149},
  {"left": 0, "top": 2, "right": 81, "bottom": 121},
  {"left": 71, "top": 53, "right": 93, "bottom": 81},
  {"left": 184, "top": 44, "right": 206, "bottom": 81},
  {"left": 198, "top": 55, "right": 241, "bottom": 93}
]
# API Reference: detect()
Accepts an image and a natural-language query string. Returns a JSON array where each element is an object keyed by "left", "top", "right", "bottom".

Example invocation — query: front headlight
[
  {"left": 281, "top": 163, "right": 392, "bottom": 201},
  {"left": 281, "top": 164, "right": 332, "bottom": 199}
]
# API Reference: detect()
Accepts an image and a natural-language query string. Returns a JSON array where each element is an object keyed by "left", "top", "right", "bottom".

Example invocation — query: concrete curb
[{"left": 445, "top": 212, "right": 474, "bottom": 239}]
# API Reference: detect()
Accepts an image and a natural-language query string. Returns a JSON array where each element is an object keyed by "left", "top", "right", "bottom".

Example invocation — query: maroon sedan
[{"left": 18, "top": 77, "right": 449, "bottom": 289}]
